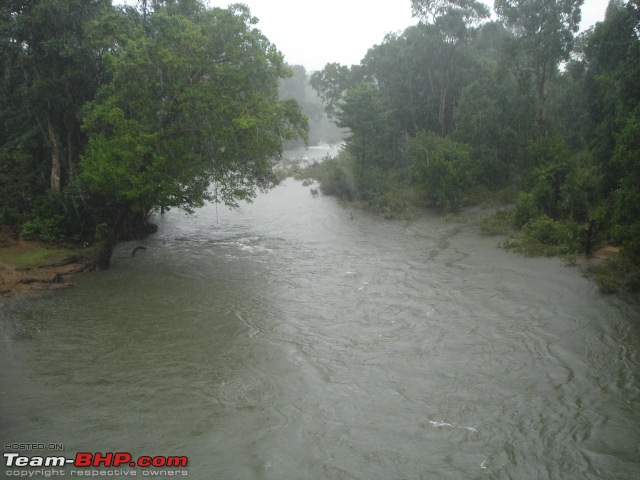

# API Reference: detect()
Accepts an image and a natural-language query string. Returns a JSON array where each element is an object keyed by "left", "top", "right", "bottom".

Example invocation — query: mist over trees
[
  {"left": 278, "top": 64, "right": 344, "bottom": 147},
  {"left": 0, "top": 0, "right": 306, "bottom": 268},
  {"left": 309, "top": 0, "right": 640, "bottom": 287}
]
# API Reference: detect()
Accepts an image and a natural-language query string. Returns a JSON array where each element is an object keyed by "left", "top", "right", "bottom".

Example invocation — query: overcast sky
[
  {"left": 205, "top": 0, "right": 609, "bottom": 71},
  {"left": 122, "top": 0, "right": 611, "bottom": 72}
]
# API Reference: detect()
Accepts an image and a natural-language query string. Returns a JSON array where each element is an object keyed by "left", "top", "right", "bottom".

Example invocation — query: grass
[
  {"left": 502, "top": 236, "right": 559, "bottom": 257},
  {"left": 0, "top": 244, "right": 79, "bottom": 270},
  {"left": 442, "top": 212, "right": 467, "bottom": 223}
]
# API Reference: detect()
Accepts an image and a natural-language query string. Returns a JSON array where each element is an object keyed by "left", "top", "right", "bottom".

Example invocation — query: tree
[
  {"left": 409, "top": 130, "right": 476, "bottom": 211},
  {"left": 411, "top": 0, "right": 490, "bottom": 136},
  {"left": 310, "top": 62, "right": 358, "bottom": 119},
  {"left": 337, "top": 82, "right": 393, "bottom": 174},
  {"left": 581, "top": 0, "right": 640, "bottom": 260},
  {"left": 80, "top": 3, "right": 307, "bottom": 268},
  {"left": 494, "top": 0, "right": 584, "bottom": 138},
  {"left": 0, "top": 0, "right": 112, "bottom": 194},
  {"left": 453, "top": 21, "right": 537, "bottom": 186}
]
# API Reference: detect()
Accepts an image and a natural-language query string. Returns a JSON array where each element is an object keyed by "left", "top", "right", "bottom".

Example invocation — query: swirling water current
[{"left": 1, "top": 147, "right": 639, "bottom": 479}]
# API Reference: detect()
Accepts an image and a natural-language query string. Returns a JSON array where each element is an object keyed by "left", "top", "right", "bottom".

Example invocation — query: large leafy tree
[
  {"left": 309, "top": 62, "right": 359, "bottom": 119},
  {"left": 494, "top": 0, "right": 584, "bottom": 138},
  {"left": 337, "top": 82, "right": 393, "bottom": 173},
  {"left": 453, "top": 21, "right": 536, "bottom": 186},
  {"left": 411, "top": 0, "right": 490, "bottom": 136},
  {"left": 80, "top": 3, "right": 307, "bottom": 268}
]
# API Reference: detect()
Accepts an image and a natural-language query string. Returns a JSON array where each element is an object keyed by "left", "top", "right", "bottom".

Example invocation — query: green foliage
[
  {"left": 442, "top": 212, "right": 467, "bottom": 223},
  {"left": 2, "top": 0, "right": 639, "bottom": 290},
  {"left": 495, "top": 0, "right": 584, "bottom": 137},
  {"left": 75, "top": 2, "right": 307, "bottom": 267},
  {"left": 302, "top": 153, "right": 414, "bottom": 219},
  {"left": 0, "top": 0, "right": 114, "bottom": 194},
  {"left": 513, "top": 191, "right": 539, "bottom": 228},
  {"left": 1, "top": 1, "right": 307, "bottom": 268},
  {"left": 0, "top": 245, "right": 77, "bottom": 270},
  {"left": 522, "top": 215, "right": 581, "bottom": 250},
  {"left": 313, "top": 154, "right": 358, "bottom": 200},
  {"left": 411, "top": 0, "right": 490, "bottom": 25},
  {"left": 479, "top": 209, "right": 513, "bottom": 235},
  {"left": 504, "top": 214, "right": 584, "bottom": 256},
  {"left": 374, "top": 186, "right": 415, "bottom": 220},
  {"left": 454, "top": 66, "right": 535, "bottom": 184},
  {"left": 582, "top": 253, "right": 640, "bottom": 294},
  {"left": 514, "top": 139, "right": 603, "bottom": 227},
  {"left": 82, "top": 4, "right": 306, "bottom": 211},
  {"left": 608, "top": 107, "right": 640, "bottom": 263},
  {"left": 20, "top": 216, "right": 68, "bottom": 245},
  {"left": 19, "top": 193, "right": 92, "bottom": 245},
  {"left": 409, "top": 131, "right": 476, "bottom": 212},
  {"left": 338, "top": 82, "right": 395, "bottom": 172},
  {"left": 309, "top": 63, "right": 356, "bottom": 119},
  {"left": 0, "top": 146, "right": 37, "bottom": 224}
]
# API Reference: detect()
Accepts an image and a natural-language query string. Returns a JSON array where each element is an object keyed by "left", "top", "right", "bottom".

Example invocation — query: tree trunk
[
  {"left": 95, "top": 233, "right": 118, "bottom": 270},
  {"left": 536, "top": 64, "right": 547, "bottom": 139},
  {"left": 438, "top": 57, "right": 452, "bottom": 137},
  {"left": 67, "top": 127, "right": 76, "bottom": 179},
  {"left": 47, "top": 115, "right": 61, "bottom": 193},
  {"left": 92, "top": 210, "right": 157, "bottom": 269},
  {"left": 439, "top": 82, "right": 449, "bottom": 137},
  {"left": 585, "top": 220, "right": 596, "bottom": 256},
  {"left": 94, "top": 212, "right": 126, "bottom": 270}
]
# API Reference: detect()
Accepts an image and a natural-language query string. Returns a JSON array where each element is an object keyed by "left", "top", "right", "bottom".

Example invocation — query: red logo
[{"left": 74, "top": 452, "right": 188, "bottom": 468}]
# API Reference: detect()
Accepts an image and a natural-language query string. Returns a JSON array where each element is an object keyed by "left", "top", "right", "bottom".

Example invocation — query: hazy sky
[
  {"left": 123, "top": 0, "right": 611, "bottom": 72},
  {"left": 205, "top": 0, "right": 610, "bottom": 71}
]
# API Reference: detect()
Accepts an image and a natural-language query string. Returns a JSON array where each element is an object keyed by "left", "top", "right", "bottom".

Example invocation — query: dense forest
[
  {"left": 0, "top": 0, "right": 307, "bottom": 269},
  {"left": 1, "top": 0, "right": 639, "bottom": 293},
  {"left": 306, "top": 0, "right": 640, "bottom": 292}
]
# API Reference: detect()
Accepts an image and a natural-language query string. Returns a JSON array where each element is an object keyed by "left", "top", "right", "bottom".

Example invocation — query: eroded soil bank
[{"left": 0, "top": 234, "right": 89, "bottom": 299}]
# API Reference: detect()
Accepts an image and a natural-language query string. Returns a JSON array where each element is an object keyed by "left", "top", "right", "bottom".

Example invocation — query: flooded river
[{"left": 1, "top": 146, "right": 639, "bottom": 479}]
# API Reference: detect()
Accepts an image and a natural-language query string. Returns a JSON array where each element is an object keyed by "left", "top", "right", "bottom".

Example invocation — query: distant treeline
[
  {"left": 0, "top": 0, "right": 307, "bottom": 268},
  {"left": 306, "top": 0, "right": 640, "bottom": 289}
]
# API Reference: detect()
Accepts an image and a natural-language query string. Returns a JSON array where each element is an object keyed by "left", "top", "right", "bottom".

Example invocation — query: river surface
[{"left": 2, "top": 146, "right": 640, "bottom": 479}]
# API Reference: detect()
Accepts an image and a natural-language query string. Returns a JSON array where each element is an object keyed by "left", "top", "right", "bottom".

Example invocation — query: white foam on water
[{"left": 428, "top": 420, "right": 478, "bottom": 432}]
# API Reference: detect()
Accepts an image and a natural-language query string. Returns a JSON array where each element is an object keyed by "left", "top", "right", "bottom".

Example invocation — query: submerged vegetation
[{"left": 583, "top": 255, "right": 640, "bottom": 295}]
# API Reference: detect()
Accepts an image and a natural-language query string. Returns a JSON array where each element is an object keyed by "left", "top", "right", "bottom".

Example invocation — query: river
[{"left": 1, "top": 145, "right": 639, "bottom": 479}]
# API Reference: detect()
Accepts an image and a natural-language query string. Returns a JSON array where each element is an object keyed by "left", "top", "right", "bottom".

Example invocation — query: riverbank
[{"left": 0, "top": 231, "right": 89, "bottom": 299}]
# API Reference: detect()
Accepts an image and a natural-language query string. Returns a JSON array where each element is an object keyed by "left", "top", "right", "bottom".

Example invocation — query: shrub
[
  {"left": 20, "top": 216, "right": 68, "bottom": 244},
  {"left": 409, "top": 131, "right": 476, "bottom": 212},
  {"left": 371, "top": 185, "right": 414, "bottom": 219},
  {"left": 19, "top": 193, "right": 92, "bottom": 245},
  {"left": 504, "top": 215, "right": 584, "bottom": 256},
  {"left": 522, "top": 215, "right": 563, "bottom": 245},
  {"left": 513, "top": 191, "right": 539, "bottom": 227},
  {"left": 479, "top": 210, "right": 513, "bottom": 235},
  {"left": 315, "top": 155, "right": 358, "bottom": 200},
  {"left": 582, "top": 254, "right": 640, "bottom": 294}
]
